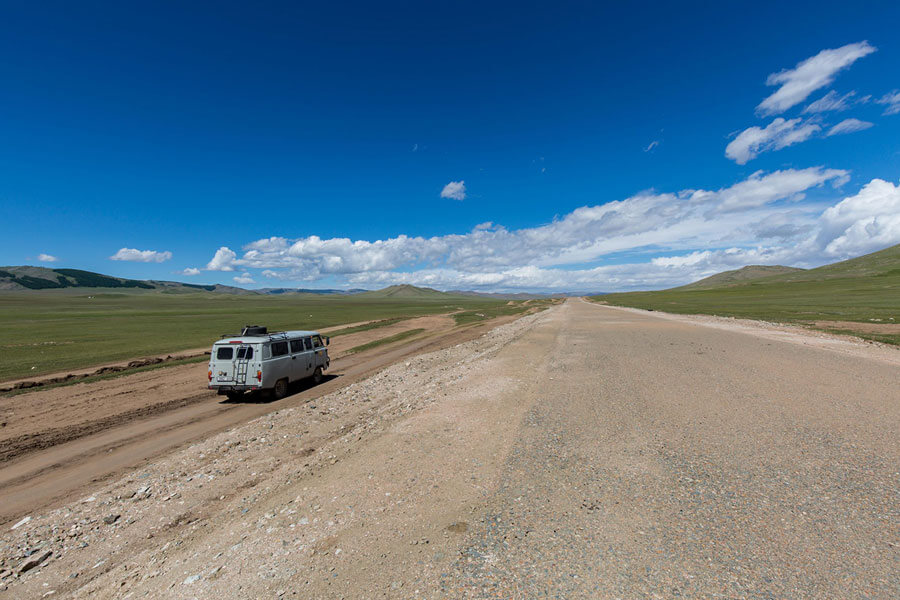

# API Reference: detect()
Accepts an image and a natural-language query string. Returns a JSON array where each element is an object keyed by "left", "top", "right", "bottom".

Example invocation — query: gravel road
[{"left": 1, "top": 299, "right": 897, "bottom": 598}]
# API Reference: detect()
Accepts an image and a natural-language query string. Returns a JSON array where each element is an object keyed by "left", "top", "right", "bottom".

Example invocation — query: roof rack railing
[{"left": 219, "top": 331, "right": 289, "bottom": 340}]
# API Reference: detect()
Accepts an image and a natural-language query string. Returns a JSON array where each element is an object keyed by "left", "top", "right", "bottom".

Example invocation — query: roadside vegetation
[
  {"left": 0, "top": 355, "right": 209, "bottom": 398},
  {"left": 0, "top": 291, "right": 507, "bottom": 381},
  {"left": 592, "top": 244, "right": 900, "bottom": 346},
  {"left": 326, "top": 318, "right": 407, "bottom": 337},
  {"left": 346, "top": 328, "right": 426, "bottom": 354},
  {"left": 453, "top": 298, "right": 560, "bottom": 326}
]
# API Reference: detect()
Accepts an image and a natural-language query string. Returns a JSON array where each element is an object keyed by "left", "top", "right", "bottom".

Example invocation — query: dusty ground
[
  {"left": 1, "top": 300, "right": 898, "bottom": 598},
  {"left": 0, "top": 313, "right": 496, "bottom": 525}
]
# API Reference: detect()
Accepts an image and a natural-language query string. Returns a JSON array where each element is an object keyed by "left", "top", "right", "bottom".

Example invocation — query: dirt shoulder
[
  {"left": 0, "top": 312, "right": 525, "bottom": 527},
  {"left": 0, "top": 308, "right": 555, "bottom": 598}
]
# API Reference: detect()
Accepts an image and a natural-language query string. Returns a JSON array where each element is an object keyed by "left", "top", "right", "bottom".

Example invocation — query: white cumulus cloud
[
  {"left": 826, "top": 118, "right": 873, "bottom": 136},
  {"left": 206, "top": 247, "right": 237, "bottom": 271},
  {"left": 440, "top": 180, "right": 466, "bottom": 201},
  {"left": 109, "top": 248, "right": 173, "bottom": 263},
  {"left": 757, "top": 41, "right": 876, "bottom": 116},
  {"left": 199, "top": 167, "right": 871, "bottom": 292},
  {"left": 725, "top": 118, "right": 822, "bottom": 164},
  {"left": 180, "top": 267, "right": 201, "bottom": 276},
  {"left": 233, "top": 272, "right": 255, "bottom": 285},
  {"left": 37, "top": 253, "right": 58, "bottom": 262},
  {"left": 818, "top": 178, "right": 900, "bottom": 257}
]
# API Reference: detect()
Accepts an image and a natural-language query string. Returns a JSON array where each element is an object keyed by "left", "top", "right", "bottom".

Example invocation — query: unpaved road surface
[
  {"left": 1, "top": 299, "right": 898, "bottom": 598},
  {"left": 0, "top": 313, "right": 478, "bottom": 524}
]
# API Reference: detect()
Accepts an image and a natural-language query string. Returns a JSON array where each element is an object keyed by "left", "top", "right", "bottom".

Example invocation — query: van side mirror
[{"left": 326, "top": 337, "right": 330, "bottom": 346}]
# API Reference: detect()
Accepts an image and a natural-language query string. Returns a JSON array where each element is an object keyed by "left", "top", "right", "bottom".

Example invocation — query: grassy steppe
[
  {"left": 0, "top": 290, "right": 509, "bottom": 381},
  {"left": 593, "top": 244, "right": 900, "bottom": 346}
]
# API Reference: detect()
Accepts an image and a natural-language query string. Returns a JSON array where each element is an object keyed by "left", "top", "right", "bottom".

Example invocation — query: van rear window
[
  {"left": 271, "top": 341, "right": 288, "bottom": 357},
  {"left": 216, "top": 347, "right": 233, "bottom": 360}
]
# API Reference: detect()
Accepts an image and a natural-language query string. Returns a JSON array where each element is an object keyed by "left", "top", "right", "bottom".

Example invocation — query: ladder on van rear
[{"left": 234, "top": 347, "right": 250, "bottom": 384}]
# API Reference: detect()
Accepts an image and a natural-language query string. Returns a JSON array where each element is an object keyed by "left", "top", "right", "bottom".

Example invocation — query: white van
[{"left": 208, "top": 325, "right": 330, "bottom": 400}]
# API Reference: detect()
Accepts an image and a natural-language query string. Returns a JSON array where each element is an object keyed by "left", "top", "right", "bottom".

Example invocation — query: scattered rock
[
  {"left": 10, "top": 516, "right": 31, "bottom": 530},
  {"left": 19, "top": 551, "right": 52, "bottom": 574},
  {"left": 103, "top": 514, "right": 120, "bottom": 525}
]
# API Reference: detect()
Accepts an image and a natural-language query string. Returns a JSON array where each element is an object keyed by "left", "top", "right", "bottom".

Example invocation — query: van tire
[
  {"left": 273, "top": 378, "right": 289, "bottom": 399},
  {"left": 312, "top": 366, "right": 323, "bottom": 385}
]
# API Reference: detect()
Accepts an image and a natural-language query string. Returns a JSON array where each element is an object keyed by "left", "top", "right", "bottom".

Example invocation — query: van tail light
[
  {"left": 208, "top": 370, "right": 212, "bottom": 382},
  {"left": 256, "top": 370, "right": 262, "bottom": 381}
]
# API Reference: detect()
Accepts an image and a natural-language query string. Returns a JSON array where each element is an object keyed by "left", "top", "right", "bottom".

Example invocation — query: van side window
[
  {"left": 290, "top": 339, "right": 304, "bottom": 354},
  {"left": 271, "top": 341, "right": 289, "bottom": 357},
  {"left": 236, "top": 347, "right": 253, "bottom": 359},
  {"left": 262, "top": 344, "right": 271, "bottom": 359},
  {"left": 216, "top": 347, "right": 234, "bottom": 360},
  {"left": 313, "top": 335, "right": 323, "bottom": 348},
  {"left": 303, "top": 337, "right": 312, "bottom": 351}
]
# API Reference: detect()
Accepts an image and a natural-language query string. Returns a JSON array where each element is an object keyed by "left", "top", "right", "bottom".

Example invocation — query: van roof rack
[{"left": 220, "top": 330, "right": 288, "bottom": 340}]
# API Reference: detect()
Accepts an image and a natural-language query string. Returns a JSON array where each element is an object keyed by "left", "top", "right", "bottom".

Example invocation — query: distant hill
[
  {"left": 354, "top": 284, "right": 463, "bottom": 299},
  {"left": 676, "top": 265, "right": 805, "bottom": 290},
  {"left": 593, "top": 243, "right": 900, "bottom": 345},
  {"left": 675, "top": 243, "right": 900, "bottom": 291},
  {"left": 0, "top": 266, "right": 157, "bottom": 291},
  {"left": 0, "top": 269, "right": 492, "bottom": 299},
  {"left": 761, "top": 243, "right": 900, "bottom": 282},
  {"left": 447, "top": 290, "right": 575, "bottom": 299},
  {"left": 257, "top": 288, "right": 368, "bottom": 295}
]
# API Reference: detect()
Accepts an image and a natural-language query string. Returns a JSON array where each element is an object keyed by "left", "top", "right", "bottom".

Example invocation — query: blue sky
[{"left": 3, "top": 1, "right": 900, "bottom": 291}]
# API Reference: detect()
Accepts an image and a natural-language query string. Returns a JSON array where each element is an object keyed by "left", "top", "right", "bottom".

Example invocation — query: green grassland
[
  {"left": 0, "top": 289, "right": 507, "bottom": 381},
  {"left": 592, "top": 244, "right": 900, "bottom": 345}
]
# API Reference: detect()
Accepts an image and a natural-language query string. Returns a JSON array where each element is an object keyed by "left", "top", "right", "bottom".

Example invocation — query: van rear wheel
[
  {"left": 312, "top": 366, "right": 323, "bottom": 385},
  {"left": 273, "top": 378, "right": 289, "bottom": 399}
]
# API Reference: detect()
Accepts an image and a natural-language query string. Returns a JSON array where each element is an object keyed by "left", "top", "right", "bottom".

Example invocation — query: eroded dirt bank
[{"left": 1, "top": 300, "right": 898, "bottom": 598}]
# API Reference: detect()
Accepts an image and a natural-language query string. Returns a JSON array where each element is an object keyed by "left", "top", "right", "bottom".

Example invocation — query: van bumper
[{"left": 210, "top": 384, "right": 260, "bottom": 394}]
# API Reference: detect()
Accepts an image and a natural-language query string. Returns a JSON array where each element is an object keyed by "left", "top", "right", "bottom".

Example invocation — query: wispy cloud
[
  {"left": 37, "top": 253, "right": 58, "bottom": 263},
  {"left": 757, "top": 41, "right": 876, "bottom": 115},
  {"left": 109, "top": 248, "right": 173, "bottom": 263},
  {"left": 440, "top": 180, "right": 466, "bottom": 201},
  {"left": 644, "top": 140, "right": 659, "bottom": 152},
  {"left": 826, "top": 118, "right": 873, "bottom": 136},
  {"left": 180, "top": 267, "right": 201, "bottom": 276},
  {"left": 803, "top": 90, "right": 857, "bottom": 113},
  {"left": 725, "top": 118, "right": 821, "bottom": 164},
  {"left": 876, "top": 90, "right": 900, "bottom": 115}
]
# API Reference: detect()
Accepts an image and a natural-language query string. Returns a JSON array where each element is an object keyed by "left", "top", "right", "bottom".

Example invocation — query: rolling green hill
[
  {"left": 677, "top": 265, "right": 805, "bottom": 290},
  {"left": 592, "top": 243, "right": 900, "bottom": 345},
  {"left": 0, "top": 266, "right": 156, "bottom": 291},
  {"left": 354, "top": 284, "right": 463, "bottom": 299}
]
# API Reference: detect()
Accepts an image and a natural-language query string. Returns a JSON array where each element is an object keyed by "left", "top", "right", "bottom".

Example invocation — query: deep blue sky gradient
[{"left": 2, "top": 1, "right": 899, "bottom": 283}]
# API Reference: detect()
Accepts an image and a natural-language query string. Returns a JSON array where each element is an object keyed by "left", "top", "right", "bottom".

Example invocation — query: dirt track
[
  {"left": 0, "top": 313, "right": 464, "bottom": 523},
  {"left": 1, "top": 299, "right": 898, "bottom": 598}
]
